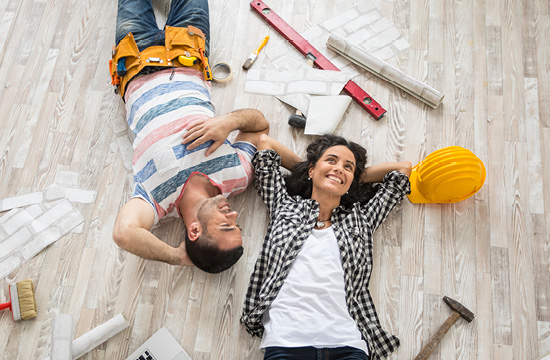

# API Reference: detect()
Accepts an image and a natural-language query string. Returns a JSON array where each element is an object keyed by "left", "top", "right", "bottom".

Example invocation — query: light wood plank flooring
[{"left": 0, "top": 0, "right": 549, "bottom": 359}]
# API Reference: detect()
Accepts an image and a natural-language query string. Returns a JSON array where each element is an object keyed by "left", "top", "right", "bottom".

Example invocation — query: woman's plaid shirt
[{"left": 240, "top": 150, "right": 411, "bottom": 359}]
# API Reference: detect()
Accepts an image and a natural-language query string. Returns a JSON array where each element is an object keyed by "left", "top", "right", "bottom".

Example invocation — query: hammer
[{"left": 414, "top": 296, "right": 475, "bottom": 360}]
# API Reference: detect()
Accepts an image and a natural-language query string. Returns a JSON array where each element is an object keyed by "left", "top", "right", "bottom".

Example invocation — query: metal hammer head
[{"left": 443, "top": 296, "right": 475, "bottom": 322}]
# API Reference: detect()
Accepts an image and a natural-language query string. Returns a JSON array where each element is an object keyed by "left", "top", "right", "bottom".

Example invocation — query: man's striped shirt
[{"left": 124, "top": 68, "right": 255, "bottom": 224}]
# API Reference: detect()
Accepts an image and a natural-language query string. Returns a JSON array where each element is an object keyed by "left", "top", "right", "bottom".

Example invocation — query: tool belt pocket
[
  {"left": 166, "top": 25, "right": 208, "bottom": 73},
  {"left": 110, "top": 33, "right": 141, "bottom": 84},
  {"left": 167, "top": 25, "right": 205, "bottom": 57},
  {"left": 110, "top": 26, "right": 211, "bottom": 99}
]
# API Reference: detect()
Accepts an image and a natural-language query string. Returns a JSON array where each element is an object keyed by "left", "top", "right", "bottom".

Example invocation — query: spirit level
[{"left": 250, "top": 0, "right": 386, "bottom": 120}]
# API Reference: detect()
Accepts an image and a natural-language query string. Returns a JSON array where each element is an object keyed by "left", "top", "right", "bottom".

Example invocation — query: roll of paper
[
  {"left": 71, "top": 313, "right": 129, "bottom": 359},
  {"left": 327, "top": 34, "right": 444, "bottom": 109}
]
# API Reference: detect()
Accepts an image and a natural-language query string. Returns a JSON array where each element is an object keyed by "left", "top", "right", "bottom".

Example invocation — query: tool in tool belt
[
  {"left": 178, "top": 54, "right": 197, "bottom": 66},
  {"left": 249, "top": 0, "right": 386, "bottom": 120},
  {"left": 109, "top": 25, "right": 211, "bottom": 98}
]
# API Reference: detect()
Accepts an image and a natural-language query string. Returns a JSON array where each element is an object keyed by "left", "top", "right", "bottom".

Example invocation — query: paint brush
[
  {"left": 242, "top": 36, "right": 269, "bottom": 70},
  {"left": 0, "top": 279, "right": 38, "bottom": 321}
]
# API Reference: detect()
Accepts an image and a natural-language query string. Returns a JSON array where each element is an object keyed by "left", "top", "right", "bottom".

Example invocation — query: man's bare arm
[
  {"left": 113, "top": 198, "right": 192, "bottom": 266},
  {"left": 183, "top": 109, "right": 269, "bottom": 156}
]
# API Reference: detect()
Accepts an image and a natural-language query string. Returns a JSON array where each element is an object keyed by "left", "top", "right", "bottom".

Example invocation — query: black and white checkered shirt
[{"left": 240, "top": 150, "right": 411, "bottom": 359}]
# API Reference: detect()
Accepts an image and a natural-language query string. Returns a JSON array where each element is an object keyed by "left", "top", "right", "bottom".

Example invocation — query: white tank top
[{"left": 260, "top": 227, "right": 368, "bottom": 354}]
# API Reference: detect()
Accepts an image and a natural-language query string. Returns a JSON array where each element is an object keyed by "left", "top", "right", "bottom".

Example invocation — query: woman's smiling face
[{"left": 308, "top": 145, "right": 356, "bottom": 198}]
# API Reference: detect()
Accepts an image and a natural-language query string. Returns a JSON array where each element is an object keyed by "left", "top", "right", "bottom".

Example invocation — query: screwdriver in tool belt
[{"left": 242, "top": 36, "right": 269, "bottom": 70}]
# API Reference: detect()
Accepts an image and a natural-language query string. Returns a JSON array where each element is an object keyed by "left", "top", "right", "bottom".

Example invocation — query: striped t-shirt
[{"left": 124, "top": 68, "right": 256, "bottom": 224}]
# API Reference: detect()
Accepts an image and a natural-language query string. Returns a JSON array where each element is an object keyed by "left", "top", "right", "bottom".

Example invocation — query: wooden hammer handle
[{"left": 414, "top": 311, "right": 461, "bottom": 360}]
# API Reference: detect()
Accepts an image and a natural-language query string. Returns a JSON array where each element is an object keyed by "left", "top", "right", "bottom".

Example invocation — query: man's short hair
[{"left": 184, "top": 231, "right": 244, "bottom": 274}]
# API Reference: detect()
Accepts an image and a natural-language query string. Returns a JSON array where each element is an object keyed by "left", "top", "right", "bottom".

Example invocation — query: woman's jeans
[
  {"left": 264, "top": 346, "right": 369, "bottom": 360},
  {"left": 115, "top": 0, "right": 210, "bottom": 54}
]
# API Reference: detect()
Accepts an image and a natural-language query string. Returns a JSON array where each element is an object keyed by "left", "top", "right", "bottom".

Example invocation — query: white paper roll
[
  {"left": 71, "top": 313, "right": 129, "bottom": 359},
  {"left": 327, "top": 34, "right": 444, "bottom": 109}
]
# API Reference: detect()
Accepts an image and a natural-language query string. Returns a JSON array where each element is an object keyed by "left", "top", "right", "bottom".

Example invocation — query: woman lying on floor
[{"left": 240, "top": 133, "right": 412, "bottom": 360}]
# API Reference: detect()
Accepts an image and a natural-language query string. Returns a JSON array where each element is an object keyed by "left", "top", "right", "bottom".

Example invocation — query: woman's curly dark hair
[{"left": 284, "top": 134, "right": 377, "bottom": 207}]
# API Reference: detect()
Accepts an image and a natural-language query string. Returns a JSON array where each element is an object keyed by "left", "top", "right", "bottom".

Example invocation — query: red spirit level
[{"left": 250, "top": 0, "right": 386, "bottom": 120}]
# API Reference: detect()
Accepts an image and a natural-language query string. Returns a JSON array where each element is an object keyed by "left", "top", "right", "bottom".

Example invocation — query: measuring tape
[{"left": 249, "top": 0, "right": 386, "bottom": 120}]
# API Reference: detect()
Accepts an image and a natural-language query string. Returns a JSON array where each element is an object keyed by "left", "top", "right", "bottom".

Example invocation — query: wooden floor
[{"left": 1, "top": 0, "right": 549, "bottom": 359}]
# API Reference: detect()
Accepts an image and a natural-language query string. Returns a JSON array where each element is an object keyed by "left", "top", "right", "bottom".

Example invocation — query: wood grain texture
[{"left": 0, "top": 0, "right": 549, "bottom": 359}]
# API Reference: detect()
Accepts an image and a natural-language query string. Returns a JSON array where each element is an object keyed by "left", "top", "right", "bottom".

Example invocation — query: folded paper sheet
[
  {"left": 327, "top": 34, "right": 444, "bottom": 108},
  {"left": 304, "top": 96, "right": 352, "bottom": 135}
]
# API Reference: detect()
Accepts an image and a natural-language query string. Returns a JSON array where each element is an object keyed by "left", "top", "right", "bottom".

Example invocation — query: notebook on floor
[{"left": 126, "top": 327, "right": 192, "bottom": 360}]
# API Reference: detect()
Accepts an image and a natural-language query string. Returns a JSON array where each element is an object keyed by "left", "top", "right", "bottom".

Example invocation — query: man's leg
[
  {"left": 165, "top": 0, "right": 211, "bottom": 54},
  {"left": 116, "top": 0, "right": 165, "bottom": 51}
]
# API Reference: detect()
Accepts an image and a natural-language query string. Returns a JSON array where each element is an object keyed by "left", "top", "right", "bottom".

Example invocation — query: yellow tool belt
[{"left": 109, "top": 25, "right": 211, "bottom": 98}]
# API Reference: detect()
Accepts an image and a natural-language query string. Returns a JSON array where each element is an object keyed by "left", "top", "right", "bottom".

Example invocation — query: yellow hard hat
[{"left": 407, "top": 146, "right": 486, "bottom": 203}]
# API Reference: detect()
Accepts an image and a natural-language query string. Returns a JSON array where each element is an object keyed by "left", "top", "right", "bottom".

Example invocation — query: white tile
[
  {"left": 262, "top": 70, "right": 297, "bottom": 83},
  {"left": 244, "top": 80, "right": 286, "bottom": 95},
  {"left": 51, "top": 313, "right": 74, "bottom": 360},
  {"left": 393, "top": 37, "right": 411, "bottom": 52},
  {"left": 321, "top": 8, "right": 359, "bottom": 32},
  {"left": 45, "top": 185, "right": 67, "bottom": 202},
  {"left": 366, "top": 33, "right": 394, "bottom": 51},
  {"left": 356, "top": 2, "right": 379, "bottom": 12},
  {"left": 372, "top": 47, "right": 395, "bottom": 61},
  {"left": 63, "top": 188, "right": 97, "bottom": 204},
  {"left": 306, "top": 69, "right": 350, "bottom": 83},
  {"left": 302, "top": 25, "right": 326, "bottom": 39},
  {"left": 307, "top": 33, "right": 330, "bottom": 52},
  {"left": 24, "top": 204, "right": 45, "bottom": 218},
  {"left": 55, "top": 170, "right": 80, "bottom": 186},
  {"left": 370, "top": 18, "right": 393, "bottom": 34},
  {"left": 20, "top": 227, "right": 64, "bottom": 260},
  {"left": 0, "top": 256, "right": 22, "bottom": 280},
  {"left": 43, "top": 199, "right": 64, "bottom": 209},
  {"left": 0, "top": 208, "right": 20, "bottom": 226},
  {"left": 288, "top": 80, "right": 328, "bottom": 95},
  {"left": 348, "top": 29, "right": 375, "bottom": 45},
  {"left": 56, "top": 209, "right": 85, "bottom": 234},
  {"left": 345, "top": 11, "right": 382, "bottom": 33},
  {"left": 70, "top": 223, "right": 85, "bottom": 234},
  {"left": 1, "top": 192, "right": 44, "bottom": 211},
  {"left": 379, "top": 27, "right": 402, "bottom": 43},
  {"left": 3, "top": 211, "right": 34, "bottom": 236},
  {"left": 0, "top": 228, "right": 32, "bottom": 259},
  {"left": 31, "top": 200, "right": 74, "bottom": 233},
  {"left": 333, "top": 60, "right": 361, "bottom": 77}
]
